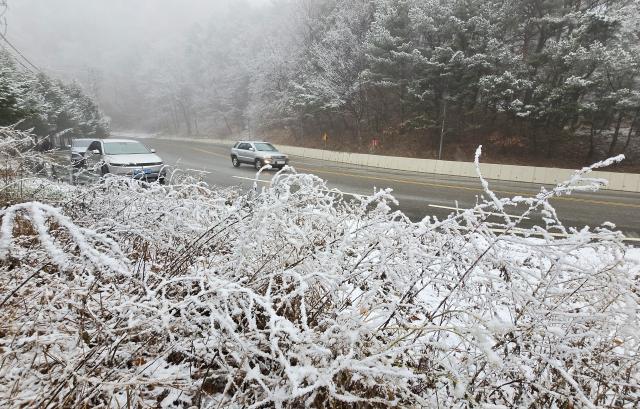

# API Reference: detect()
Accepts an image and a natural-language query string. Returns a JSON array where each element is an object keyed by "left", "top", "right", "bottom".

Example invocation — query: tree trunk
[
  {"left": 587, "top": 124, "right": 596, "bottom": 163},
  {"left": 178, "top": 101, "right": 192, "bottom": 136},
  {"left": 221, "top": 114, "right": 234, "bottom": 136},
  {"left": 607, "top": 113, "right": 623, "bottom": 157},
  {"left": 170, "top": 102, "right": 180, "bottom": 134},
  {"left": 623, "top": 111, "right": 638, "bottom": 153},
  {"left": 544, "top": 116, "right": 554, "bottom": 157}
]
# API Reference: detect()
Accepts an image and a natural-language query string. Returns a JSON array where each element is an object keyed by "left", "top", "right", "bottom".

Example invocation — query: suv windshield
[
  {"left": 104, "top": 141, "right": 150, "bottom": 155},
  {"left": 254, "top": 143, "right": 276, "bottom": 152}
]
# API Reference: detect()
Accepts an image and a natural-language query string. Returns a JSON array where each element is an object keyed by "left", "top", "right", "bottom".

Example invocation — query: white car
[{"left": 83, "top": 139, "right": 166, "bottom": 183}]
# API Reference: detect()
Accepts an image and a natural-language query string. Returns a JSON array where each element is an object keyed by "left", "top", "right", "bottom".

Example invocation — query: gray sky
[{"left": 4, "top": 0, "right": 264, "bottom": 79}]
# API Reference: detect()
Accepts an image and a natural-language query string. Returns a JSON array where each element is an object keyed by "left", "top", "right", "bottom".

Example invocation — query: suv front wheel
[
  {"left": 254, "top": 159, "right": 264, "bottom": 170},
  {"left": 231, "top": 156, "right": 240, "bottom": 167}
]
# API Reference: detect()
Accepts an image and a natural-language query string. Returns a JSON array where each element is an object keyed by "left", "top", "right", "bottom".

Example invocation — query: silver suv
[
  {"left": 83, "top": 139, "right": 167, "bottom": 183},
  {"left": 230, "top": 141, "right": 289, "bottom": 170}
]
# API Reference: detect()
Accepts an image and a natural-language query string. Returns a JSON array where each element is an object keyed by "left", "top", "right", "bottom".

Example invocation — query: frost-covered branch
[{"left": 0, "top": 129, "right": 638, "bottom": 408}]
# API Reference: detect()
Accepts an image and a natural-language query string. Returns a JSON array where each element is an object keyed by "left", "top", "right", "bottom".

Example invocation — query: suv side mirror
[
  {"left": 92, "top": 149, "right": 100, "bottom": 155},
  {"left": 248, "top": 147, "right": 255, "bottom": 151}
]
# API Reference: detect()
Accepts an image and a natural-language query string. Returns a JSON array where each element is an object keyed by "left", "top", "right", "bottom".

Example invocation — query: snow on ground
[{"left": 0, "top": 130, "right": 639, "bottom": 408}]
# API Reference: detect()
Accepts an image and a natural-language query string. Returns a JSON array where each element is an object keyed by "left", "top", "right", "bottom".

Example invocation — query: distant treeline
[
  {"left": 121, "top": 0, "right": 640, "bottom": 161},
  {"left": 0, "top": 50, "right": 108, "bottom": 148}
]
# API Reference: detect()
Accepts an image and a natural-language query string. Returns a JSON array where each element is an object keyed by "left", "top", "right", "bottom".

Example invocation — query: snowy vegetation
[
  {"left": 0, "top": 50, "right": 109, "bottom": 145},
  {"left": 1, "top": 127, "right": 639, "bottom": 407},
  {"left": 110, "top": 0, "right": 640, "bottom": 162}
]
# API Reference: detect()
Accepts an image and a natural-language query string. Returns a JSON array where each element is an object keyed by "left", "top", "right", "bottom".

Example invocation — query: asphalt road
[{"left": 142, "top": 137, "right": 640, "bottom": 242}]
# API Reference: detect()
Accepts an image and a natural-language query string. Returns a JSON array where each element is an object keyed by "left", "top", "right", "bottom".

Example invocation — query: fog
[
  {"left": 7, "top": 1, "right": 211, "bottom": 72},
  {"left": 4, "top": 0, "right": 268, "bottom": 132}
]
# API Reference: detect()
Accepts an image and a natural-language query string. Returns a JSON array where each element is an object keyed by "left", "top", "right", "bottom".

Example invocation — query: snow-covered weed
[{"left": 0, "top": 128, "right": 638, "bottom": 408}]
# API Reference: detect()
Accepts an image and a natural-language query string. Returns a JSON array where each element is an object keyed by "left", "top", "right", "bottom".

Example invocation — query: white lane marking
[
  {"left": 232, "top": 175, "right": 270, "bottom": 184},
  {"left": 429, "top": 204, "right": 530, "bottom": 220},
  {"left": 231, "top": 175, "right": 364, "bottom": 196},
  {"left": 487, "top": 227, "right": 640, "bottom": 243}
]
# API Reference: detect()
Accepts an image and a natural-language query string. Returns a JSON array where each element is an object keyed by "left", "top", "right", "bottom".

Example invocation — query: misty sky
[{"left": 4, "top": 0, "right": 265, "bottom": 81}]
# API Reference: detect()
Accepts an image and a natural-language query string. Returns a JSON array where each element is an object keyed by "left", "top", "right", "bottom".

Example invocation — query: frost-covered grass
[{"left": 0, "top": 128, "right": 639, "bottom": 408}]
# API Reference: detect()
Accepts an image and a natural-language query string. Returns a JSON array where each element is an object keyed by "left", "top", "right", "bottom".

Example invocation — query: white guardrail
[{"left": 154, "top": 137, "right": 640, "bottom": 193}]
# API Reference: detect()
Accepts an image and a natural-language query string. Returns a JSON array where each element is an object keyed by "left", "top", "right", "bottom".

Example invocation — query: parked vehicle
[
  {"left": 70, "top": 138, "right": 93, "bottom": 168},
  {"left": 230, "top": 141, "right": 289, "bottom": 169},
  {"left": 83, "top": 139, "right": 166, "bottom": 183}
]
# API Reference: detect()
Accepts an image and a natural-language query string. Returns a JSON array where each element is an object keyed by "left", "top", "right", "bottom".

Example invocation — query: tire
[
  {"left": 231, "top": 156, "right": 240, "bottom": 167},
  {"left": 101, "top": 164, "right": 110, "bottom": 176},
  {"left": 254, "top": 159, "right": 263, "bottom": 170}
]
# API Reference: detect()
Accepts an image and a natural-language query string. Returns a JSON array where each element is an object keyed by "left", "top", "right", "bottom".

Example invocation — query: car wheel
[
  {"left": 255, "top": 159, "right": 263, "bottom": 170},
  {"left": 101, "top": 164, "right": 110, "bottom": 176},
  {"left": 232, "top": 156, "right": 240, "bottom": 167}
]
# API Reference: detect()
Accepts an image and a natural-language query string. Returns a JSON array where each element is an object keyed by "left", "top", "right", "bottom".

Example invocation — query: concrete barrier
[
  {"left": 510, "top": 166, "right": 535, "bottom": 183},
  {"left": 478, "top": 163, "right": 501, "bottom": 180},
  {"left": 546, "top": 168, "right": 575, "bottom": 185},
  {"left": 623, "top": 173, "right": 640, "bottom": 191},
  {"left": 498, "top": 164, "right": 518, "bottom": 181},
  {"left": 456, "top": 162, "right": 478, "bottom": 178},
  {"left": 415, "top": 159, "right": 436, "bottom": 174},
  {"left": 532, "top": 167, "right": 547, "bottom": 184},
  {"left": 351, "top": 153, "right": 369, "bottom": 167},
  {"left": 434, "top": 160, "right": 454, "bottom": 175},
  {"left": 371, "top": 155, "right": 387, "bottom": 168},
  {"left": 392, "top": 157, "right": 413, "bottom": 172},
  {"left": 589, "top": 171, "right": 621, "bottom": 190}
]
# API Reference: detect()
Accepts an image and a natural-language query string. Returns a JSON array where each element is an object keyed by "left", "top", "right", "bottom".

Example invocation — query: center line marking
[
  {"left": 191, "top": 147, "right": 228, "bottom": 159},
  {"left": 428, "top": 204, "right": 530, "bottom": 220}
]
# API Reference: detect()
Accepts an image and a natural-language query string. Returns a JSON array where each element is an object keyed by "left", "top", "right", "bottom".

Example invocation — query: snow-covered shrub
[
  {"left": 0, "top": 129, "right": 638, "bottom": 408},
  {"left": 0, "top": 126, "right": 69, "bottom": 205}
]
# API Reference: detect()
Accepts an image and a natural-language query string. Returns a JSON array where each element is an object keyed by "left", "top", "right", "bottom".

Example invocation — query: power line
[
  {"left": 0, "top": 43, "right": 33, "bottom": 73},
  {"left": 0, "top": 32, "right": 40, "bottom": 73}
]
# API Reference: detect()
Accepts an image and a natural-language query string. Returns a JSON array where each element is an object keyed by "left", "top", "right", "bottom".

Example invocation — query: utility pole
[{"left": 438, "top": 91, "right": 448, "bottom": 160}]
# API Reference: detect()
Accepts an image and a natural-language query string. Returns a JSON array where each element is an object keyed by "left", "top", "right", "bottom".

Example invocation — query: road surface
[{"left": 143, "top": 137, "right": 640, "bottom": 242}]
